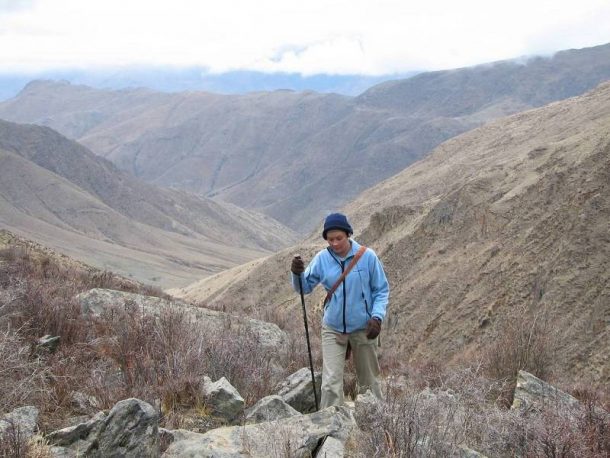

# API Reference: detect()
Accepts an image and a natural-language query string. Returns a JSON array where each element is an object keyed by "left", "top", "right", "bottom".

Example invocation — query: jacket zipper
[
  {"left": 327, "top": 247, "right": 351, "bottom": 334},
  {"left": 341, "top": 260, "right": 346, "bottom": 334}
]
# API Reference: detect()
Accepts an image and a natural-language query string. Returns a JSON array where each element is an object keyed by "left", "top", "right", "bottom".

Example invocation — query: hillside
[
  {"left": 0, "top": 120, "right": 296, "bottom": 287},
  {"left": 1, "top": 43, "right": 609, "bottom": 231},
  {"left": 357, "top": 43, "right": 610, "bottom": 118},
  {"left": 171, "top": 82, "right": 610, "bottom": 383}
]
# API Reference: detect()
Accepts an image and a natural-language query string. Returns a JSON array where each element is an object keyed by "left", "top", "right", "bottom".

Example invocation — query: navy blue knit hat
[{"left": 322, "top": 213, "right": 353, "bottom": 239}]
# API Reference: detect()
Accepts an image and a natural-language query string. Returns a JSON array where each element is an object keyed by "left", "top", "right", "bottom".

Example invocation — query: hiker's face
[{"left": 326, "top": 230, "right": 350, "bottom": 257}]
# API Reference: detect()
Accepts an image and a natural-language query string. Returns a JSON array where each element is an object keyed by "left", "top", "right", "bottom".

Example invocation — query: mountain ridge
[{"left": 2, "top": 43, "right": 609, "bottom": 231}]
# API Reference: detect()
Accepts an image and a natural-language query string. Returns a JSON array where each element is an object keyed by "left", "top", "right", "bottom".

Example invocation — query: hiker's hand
[
  {"left": 291, "top": 255, "right": 305, "bottom": 275},
  {"left": 366, "top": 318, "right": 381, "bottom": 339}
]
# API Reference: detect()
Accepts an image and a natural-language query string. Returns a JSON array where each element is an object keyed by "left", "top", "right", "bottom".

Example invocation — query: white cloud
[{"left": 1, "top": 0, "right": 609, "bottom": 74}]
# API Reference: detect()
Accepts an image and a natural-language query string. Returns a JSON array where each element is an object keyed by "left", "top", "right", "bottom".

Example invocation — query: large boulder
[
  {"left": 46, "top": 398, "right": 159, "bottom": 457},
  {"left": 163, "top": 405, "right": 356, "bottom": 457},
  {"left": 275, "top": 367, "right": 322, "bottom": 413},
  {"left": 511, "top": 370, "right": 610, "bottom": 421},
  {"left": 244, "top": 395, "right": 301, "bottom": 424},
  {"left": 77, "top": 288, "right": 288, "bottom": 353},
  {"left": 316, "top": 436, "right": 345, "bottom": 457},
  {"left": 202, "top": 377, "right": 245, "bottom": 421},
  {"left": 46, "top": 411, "right": 106, "bottom": 455},
  {"left": 512, "top": 370, "right": 583, "bottom": 414},
  {"left": 0, "top": 406, "right": 39, "bottom": 441}
]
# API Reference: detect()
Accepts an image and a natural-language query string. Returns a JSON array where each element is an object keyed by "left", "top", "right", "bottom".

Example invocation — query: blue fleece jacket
[{"left": 291, "top": 239, "right": 389, "bottom": 334}]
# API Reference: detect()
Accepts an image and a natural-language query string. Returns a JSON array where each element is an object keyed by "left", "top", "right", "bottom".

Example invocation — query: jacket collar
[{"left": 327, "top": 239, "right": 360, "bottom": 262}]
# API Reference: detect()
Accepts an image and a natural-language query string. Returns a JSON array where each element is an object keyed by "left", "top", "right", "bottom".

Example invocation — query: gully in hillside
[{"left": 290, "top": 213, "right": 389, "bottom": 408}]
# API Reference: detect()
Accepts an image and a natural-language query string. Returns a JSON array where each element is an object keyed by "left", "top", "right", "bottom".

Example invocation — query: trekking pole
[{"left": 295, "top": 256, "right": 319, "bottom": 411}]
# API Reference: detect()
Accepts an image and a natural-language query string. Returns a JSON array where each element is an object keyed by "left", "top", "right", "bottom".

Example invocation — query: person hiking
[{"left": 290, "top": 212, "right": 389, "bottom": 408}]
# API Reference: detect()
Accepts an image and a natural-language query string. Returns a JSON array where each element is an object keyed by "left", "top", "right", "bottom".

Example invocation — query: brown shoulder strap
[{"left": 324, "top": 245, "right": 367, "bottom": 305}]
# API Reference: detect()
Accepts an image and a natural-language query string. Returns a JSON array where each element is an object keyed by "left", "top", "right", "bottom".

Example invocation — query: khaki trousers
[{"left": 320, "top": 325, "right": 383, "bottom": 409}]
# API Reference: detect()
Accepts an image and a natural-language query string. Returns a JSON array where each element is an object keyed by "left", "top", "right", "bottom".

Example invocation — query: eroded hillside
[
  {"left": 0, "top": 120, "right": 296, "bottom": 287},
  {"left": 173, "top": 82, "right": 610, "bottom": 382}
]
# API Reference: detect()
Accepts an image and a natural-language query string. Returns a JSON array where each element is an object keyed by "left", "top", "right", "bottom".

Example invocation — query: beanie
[{"left": 322, "top": 213, "right": 353, "bottom": 239}]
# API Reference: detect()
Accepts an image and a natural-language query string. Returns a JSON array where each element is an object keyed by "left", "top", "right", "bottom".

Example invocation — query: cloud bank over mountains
[{"left": 1, "top": 0, "right": 610, "bottom": 75}]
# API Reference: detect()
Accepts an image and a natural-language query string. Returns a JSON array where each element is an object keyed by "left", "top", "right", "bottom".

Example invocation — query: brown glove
[
  {"left": 365, "top": 317, "right": 381, "bottom": 339},
  {"left": 291, "top": 255, "right": 305, "bottom": 275}
]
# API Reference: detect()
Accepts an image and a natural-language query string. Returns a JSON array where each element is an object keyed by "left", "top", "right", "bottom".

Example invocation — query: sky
[{"left": 1, "top": 0, "right": 610, "bottom": 76}]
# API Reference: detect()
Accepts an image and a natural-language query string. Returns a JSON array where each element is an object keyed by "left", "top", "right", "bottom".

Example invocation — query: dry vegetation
[
  {"left": 0, "top": 240, "right": 305, "bottom": 455},
  {"left": 0, "top": 238, "right": 608, "bottom": 457},
  {"left": 351, "top": 365, "right": 609, "bottom": 457}
]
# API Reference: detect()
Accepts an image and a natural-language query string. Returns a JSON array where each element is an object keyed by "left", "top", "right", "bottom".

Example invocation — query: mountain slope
[
  {"left": 357, "top": 43, "right": 610, "bottom": 118},
  {"left": 0, "top": 120, "right": 296, "bottom": 287},
  {"left": 172, "top": 82, "right": 610, "bottom": 382},
  {"left": 2, "top": 44, "right": 609, "bottom": 231}
]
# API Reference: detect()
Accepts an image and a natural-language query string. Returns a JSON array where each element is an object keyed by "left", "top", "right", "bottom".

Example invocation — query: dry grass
[
  {"left": 481, "top": 305, "right": 556, "bottom": 406},
  {"left": 0, "top": 430, "right": 53, "bottom": 458},
  {"left": 2, "top": 241, "right": 607, "bottom": 456},
  {"left": 350, "top": 364, "right": 609, "bottom": 458},
  {"left": 0, "top": 329, "right": 49, "bottom": 413},
  {"left": 0, "top": 242, "right": 292, "bottom": 433}
]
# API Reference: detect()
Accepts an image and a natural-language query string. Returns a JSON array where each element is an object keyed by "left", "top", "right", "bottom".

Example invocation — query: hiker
[{"left": 290, "top": 212, "right": 389, "bottom": 408}]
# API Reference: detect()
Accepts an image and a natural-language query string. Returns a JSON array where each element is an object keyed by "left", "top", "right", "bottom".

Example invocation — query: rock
[
  {"left": 316, "top": 435, "right": 345, "bottom": 457},
  {"left": 0, "top": 406, "right": 39, "bottom": 440},
  {"left": 64, "top": 416, "right": 92, "bottom": 427},
  {"left": 202, "top": 377, "right": 245, "bottom": 421},
  {"left": 99, "top": 398, "right": 159, "bottom": 456},
  {"left": 244, "top": 395, "right": 301, "bottom": 424},
  {"left": 46, "top": 398, "right": 159, "bottom": 457},
  {"left": 36, "top": 335, "right": 60, "bottom": 353},
  {"left": 163, "top": 405, "right": 356, "bottom": 457},
  {"left": 70, "top": 391, "right": 100, "bottom": 415},
  {"left": 76, "top": 288, "right": 288, "bottom": 353},
  {"left": 459, "top": 445, "right": 489, "bottom": 457},
  {"left": 46, "top": 411, "right": 106, "bottom": 453},
  {"left": 159, "top": 427, "right": 181, "bottom": 452},
  {"left": 48, "top": 445, "right": 80, "bottom": 458},
  {"left": 511, "top": 370, "right": 610, "bottom": 422},
  {"left": 354, "top": 389, "right": 380, "bottom": 424},
  {"left": 275, "top": 367, "right": 322, "bottom": 413},
  {"left": 511, "top": 370, "right": 581, "bottom": 414}
]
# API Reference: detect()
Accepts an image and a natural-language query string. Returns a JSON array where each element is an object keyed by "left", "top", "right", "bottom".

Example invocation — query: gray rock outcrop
[
  {"left": 316, "top": 436, "right": 345, "bottom": 457},
  {"left": 511, "top": 370, "right": 610, "bottom": 422},
  {"left": 354, "top": 389, "right": 379, "bottom": 421},
  {"left": 46, "top": 411, "right": 106, "bottom": 454},
  {"left": 163, "top": 405, "right": 356, "bottom": 457},
  {"left": 46, "top": 398, "right": 159, "bottom": 457},
  {"left": 202, "top": 376, "right": 244, "bottom": 421},
  {"left": 275, "top": 367, "right": 322, "bottom": 413},
  {"left": 77, "top": 288, "right": 288, "bottom": 353},
  {"left": 512, "top": 370, "right": 582, "bottom": 414},
  {"left": 0, "top": 406, "right": 39, "bottom": 441},
  {"left": 244, "top": 395, "right": 301, "bottom": 424}
]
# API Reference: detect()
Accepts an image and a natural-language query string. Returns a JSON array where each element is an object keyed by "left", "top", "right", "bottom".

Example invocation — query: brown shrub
[
  {"left": 0, "top": 329, "right": 48, "bottom": 413},
  {"left": 0, "top": 244, "right": 293, "bottom": 431},
  {"left": 0, "top": 426, "right": 53, "bottom": 458},
  {"left": 482, "top": 306, "right": 556, "bottom": 405},
  {"left": 351, "top": 363, "right": 610, "bottom": 458}
]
